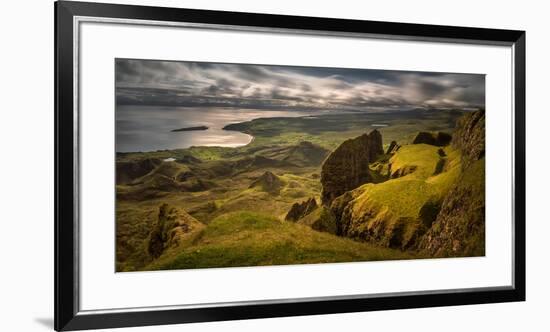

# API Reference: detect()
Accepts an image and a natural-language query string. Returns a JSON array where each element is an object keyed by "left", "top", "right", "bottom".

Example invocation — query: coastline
[
  {"left": 116, "top": 126, "right": 256, "bottom": 154},
  {"left": 116, "top": 106, "right": 316, "bottom": 153}
]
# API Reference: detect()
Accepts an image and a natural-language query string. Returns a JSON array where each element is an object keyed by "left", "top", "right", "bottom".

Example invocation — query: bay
[{"left": 116, "top": 105, "right": 317, "bottom": 152}]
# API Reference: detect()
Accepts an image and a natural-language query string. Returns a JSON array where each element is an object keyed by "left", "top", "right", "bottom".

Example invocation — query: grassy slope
[
  {"left": 116, "top": 167, "right": 323, "bottom": 270},
  {"left": 147, "top": 211, "right": 413, "bottom": 270},
  {"left": 353, "top": 144, "right": 461, "bottom": 218},
  {"left": 338, "top": 144, "right": 463, "bottom": 247},
  {"left": 427, "top": 158, "right": 485, "bottom": 256}
]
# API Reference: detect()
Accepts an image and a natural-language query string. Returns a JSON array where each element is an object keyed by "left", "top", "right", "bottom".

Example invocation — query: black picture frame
[{"left": 55, "top": 1, "right": 526, "bottom": 331}]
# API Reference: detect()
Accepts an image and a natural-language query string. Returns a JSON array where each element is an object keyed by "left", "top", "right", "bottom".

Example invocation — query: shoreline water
[
  {"left": 117, "top": 129, "right": 255, "bottom": 153},
  {"left": 117, "top": 123, "right": 257, "bottom": 154},
  {"left": 116, "top": 106, "right": 314, "bottom": 153}
]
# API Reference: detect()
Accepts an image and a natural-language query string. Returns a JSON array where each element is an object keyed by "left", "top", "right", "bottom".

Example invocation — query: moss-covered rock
[
  {"left": 248, "top": 171, "right": 284, "bottom": 194},
  {"left": 285, "top": 197, "right": 318, "bottom": 222},
  {"left": 147, "top": 204, "right": 204, "bottom": 258},
  {"left": 417, "top": 110, "right": 486, "bottom": 257},
  {"left": 296, "top": 206, "right": 338, "bottom": 234},
  {"left": 327, "top": 131, "right": 464, "bottom": 250},
  {"left": 451, "top": 109, "right": 485, "bottom": 166},
  {"left": 386, "top": 140, "right": 400, "bottom": 154}
]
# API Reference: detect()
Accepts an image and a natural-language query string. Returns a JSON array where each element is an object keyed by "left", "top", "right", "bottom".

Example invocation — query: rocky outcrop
[
  {"left": 296, "top": 206, "right": 338, "bottom": 234},
  {"left": 417, "top": 110, "right": 486, "bottom": 257},
  {"left": 285, "top": 198, "right": 318, "bottom": 222},
  {"left": 176, "top": 170, "right": 195, "bottom": 182},
  {"left": 417, "top": 161, "right": 485, "bottom": 257},
  {"left": 147, "top": 204, "right": 204, "bottom": 258},
  {"left": 386, "top": 140, "right": 400, "bottom": 154},
  {"left": 116, "top": 158, "right": 161, "bottom": 184},
  {"left": 249, "top": 171, "right": 284, "bottom": 194},
  {"left": 320, "top": 130, "right": 384, "bottom": 205},
  {"left": 328, "top": 187, "right": 421, "bottom": 249},
  {"left": 412, "top": 131, "right": 452, "bottom": 147},
  {"left": 390, "top": 165, "right": 418, "bottom": 179}
]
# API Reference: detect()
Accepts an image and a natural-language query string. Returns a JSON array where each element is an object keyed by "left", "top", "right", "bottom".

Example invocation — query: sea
[{"left": 116, "top": 105, "right": 318, "bottom": 152}]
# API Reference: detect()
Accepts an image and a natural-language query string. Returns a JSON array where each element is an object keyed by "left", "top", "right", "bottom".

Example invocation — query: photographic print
[{"left": 115, "top": 59, "right": 485, "bottom": 272}]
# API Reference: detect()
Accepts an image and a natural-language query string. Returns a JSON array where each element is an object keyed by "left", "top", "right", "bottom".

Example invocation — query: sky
[{"left": 116, "top": 59, "right": 485, "bottom": 111}]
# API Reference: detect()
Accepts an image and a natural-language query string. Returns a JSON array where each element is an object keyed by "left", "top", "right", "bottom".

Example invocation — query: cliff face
[
  {"left": 450, "top": 109, "right": 485, "bottom": 166},
  {"left": 320, "top": 130, "right": 383, "bottom": 205},
  {"left": 328, "top": 177, "right": 432, "bottom": 249},
  {"left": 417, "top": 110, "right": 486, "bottom": 257}
]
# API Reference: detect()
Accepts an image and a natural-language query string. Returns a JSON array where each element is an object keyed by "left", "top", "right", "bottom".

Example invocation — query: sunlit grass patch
[{"left": 147, "top": 211, "right": 414, "bottom": 270}]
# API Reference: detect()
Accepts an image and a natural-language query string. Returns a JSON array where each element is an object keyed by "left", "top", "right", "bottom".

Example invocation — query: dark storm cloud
[{"left": 115, "top": 59, "right": 485, "bottom": 110}]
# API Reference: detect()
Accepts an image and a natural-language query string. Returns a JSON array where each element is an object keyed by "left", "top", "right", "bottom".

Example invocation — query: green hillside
[
  {"left": 115, "top": 109, "right": 484, "bottom": 271},
  {"left": 147, "top": 211, "right": 412, "bottom": 270}
]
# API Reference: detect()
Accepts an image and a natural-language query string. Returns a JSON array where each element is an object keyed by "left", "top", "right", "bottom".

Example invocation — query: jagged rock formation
[
  {"left": 147, "top": 204, "right": 204, "bottom": 258},
  {"left": 296, "top": 206, "right": 338, "bottom": 234},
  {"left": 390, "top": 165, "right": 418, "bottom": 179},
  {"left": 386, "top": 140, "right": 400, "bottom": 154},
  {"left": 417, "top": 162, "right": 485, "bottom": 256},
  {"left": 417, "top": 110, "right": 486, "bottom": 257},
  {"left": 285, "top": 198, "right": 318, "bottom": 222},
  {"left": 116, "top": 158, "right": 161, "bottom": 184},
  {"left": 320, "top": 130, "right": 384, "bottom": 205},
  {"left": 248, "top": 171, "right": 284, "bottom": 194},
  {"left": 327, "top": 186, "right": 419, "bottom": 249},
  {"left": 412, "top": 131, "right": 452, "bottom": 146}
]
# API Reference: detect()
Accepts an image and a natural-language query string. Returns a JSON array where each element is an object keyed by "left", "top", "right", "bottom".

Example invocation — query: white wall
[{"left": 0, "top": 0, "right": 547, "bottom": 331}]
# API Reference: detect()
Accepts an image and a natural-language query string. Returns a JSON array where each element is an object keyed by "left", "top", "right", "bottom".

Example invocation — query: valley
[{"left": 115, "top": 108, "right": 485, "bottom": 272}]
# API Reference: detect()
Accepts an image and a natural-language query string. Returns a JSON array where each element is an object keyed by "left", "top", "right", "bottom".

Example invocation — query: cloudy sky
[{"left": 116, "top": 59, "right": 485, "bottom": 111}]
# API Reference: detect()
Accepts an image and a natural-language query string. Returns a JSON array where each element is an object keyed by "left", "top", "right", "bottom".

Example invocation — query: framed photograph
[{"left": 55, "top": 1, "right": 525, "bottom": 330}]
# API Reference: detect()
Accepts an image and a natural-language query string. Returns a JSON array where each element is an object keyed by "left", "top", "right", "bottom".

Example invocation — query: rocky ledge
[{"left": 285, "top": 198, "right": 318, "bottom": 222}]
